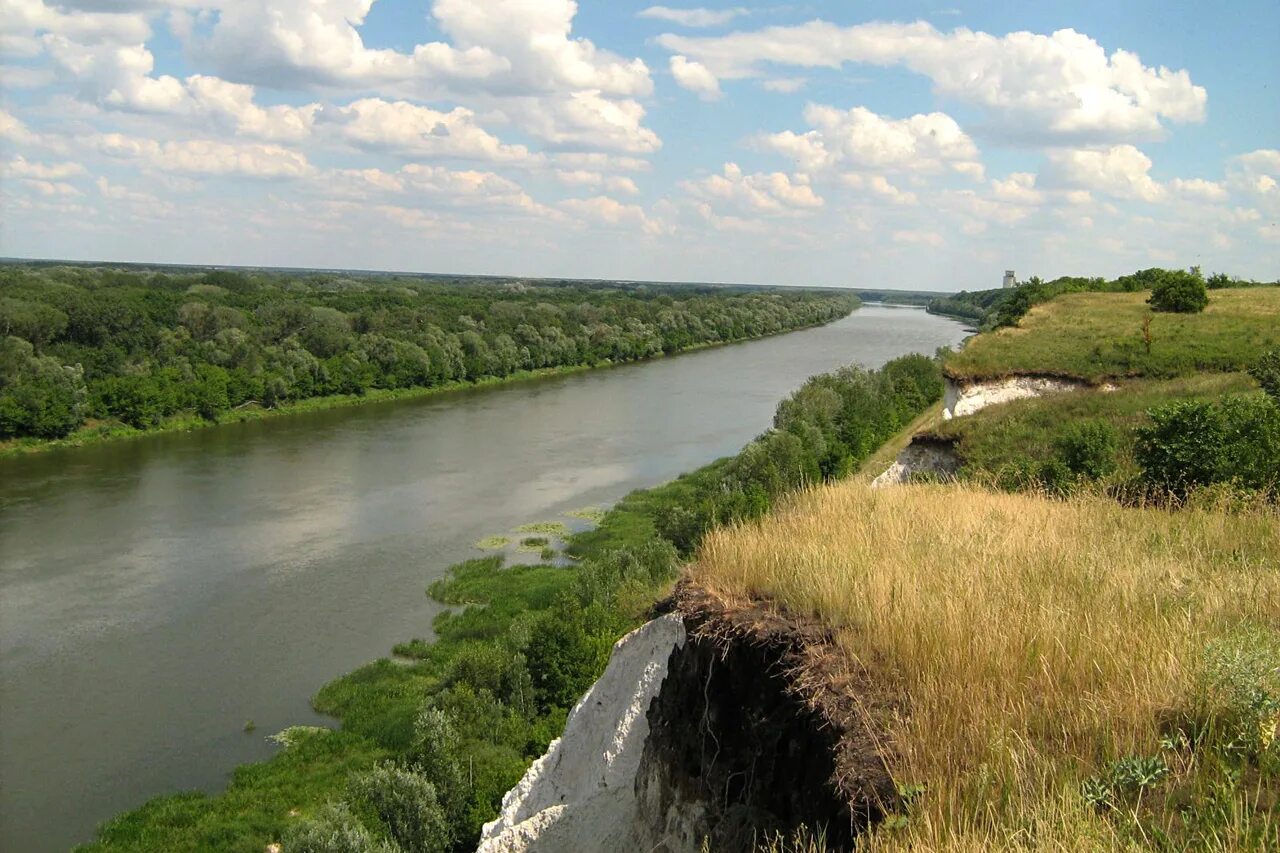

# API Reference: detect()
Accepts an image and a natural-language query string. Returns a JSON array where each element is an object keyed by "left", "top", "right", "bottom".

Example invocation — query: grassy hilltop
[{"left": 708, "top": 283, "right": 1280, "bottom": 850}]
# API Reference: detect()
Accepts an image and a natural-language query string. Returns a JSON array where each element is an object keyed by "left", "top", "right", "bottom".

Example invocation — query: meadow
[
  {"left": 943, "top": 288, "right": 1280, "bottom": 383},
  {"left": 692, "top": 481, "right": 1280, "bottom": 850}
]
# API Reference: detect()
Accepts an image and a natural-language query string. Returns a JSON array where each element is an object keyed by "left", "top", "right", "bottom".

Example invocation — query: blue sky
[{"left": 1, "top": 0, "right": 1276, "bottom": 291}]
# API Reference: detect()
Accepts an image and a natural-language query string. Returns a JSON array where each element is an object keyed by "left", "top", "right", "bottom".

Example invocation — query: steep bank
[{"left": 479, "top": 587, "right": 897, "bottom": 852}]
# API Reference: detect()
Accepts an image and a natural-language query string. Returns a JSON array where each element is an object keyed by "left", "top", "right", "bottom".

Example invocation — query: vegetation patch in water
[
  {"left": 514, "top": 521, "right": 569, "bottom": 537},
  {"left": 473, "top": 536, "right": 509, "bottom": 550},
  {"left": 562, "top": 506, "right": 606, "bottom": 523}
]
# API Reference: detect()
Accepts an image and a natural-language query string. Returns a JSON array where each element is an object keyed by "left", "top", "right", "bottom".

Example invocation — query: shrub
[
  {"left": 1148, "top": 268, "right": 1209, "bottom": 313},
  {"left": 408, "top": 708, "right": 464, "bottom": 808},
  {"left": 347, "top": 764, "right": 452, "bottom": 853},
  {"left": 1135, "top": 396, "right": 1280, "bottom": 495},
  {"left": 1055, "top": 419, "right": 1119, "bottom": 480},
  {"left": 524, "top": 597, "right": 603, "bottom": 712},
  {"left": 1251, "top": 347, "right": 1280, "bottom": 402},
  {"left": 282, "top": 802, "right": 396, "bottom": 853},
  {"left": 1195, "top": 626, "right": 1280, "bottom": 763}
]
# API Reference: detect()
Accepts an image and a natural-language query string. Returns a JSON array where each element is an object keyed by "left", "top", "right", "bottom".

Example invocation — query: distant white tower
[{"left": 1002, "top": 270, "right": 1017, "bottom": 289}]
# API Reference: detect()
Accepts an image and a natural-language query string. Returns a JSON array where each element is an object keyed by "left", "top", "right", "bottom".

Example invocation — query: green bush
[
  {"left": 1055, "top": 419, "right": 1119, "bottom": 480},
  {"left": 524, "top": 597, "right": 604, "bottom": 712},
  {"left": 1251, "top": 347, "right": 1280, "bottom": 402},
  {"left": 1148, "top": 269, "right": 1209, "bottom": 313},
  {"left": 282, "top": 802, "right": 396, "bottom": 853},
  {"left": 347, "top": 764, "right": 452, "bottom": 853},
  {"left": 1135, "top": 396, "right": 1280, "bottom": 495}
]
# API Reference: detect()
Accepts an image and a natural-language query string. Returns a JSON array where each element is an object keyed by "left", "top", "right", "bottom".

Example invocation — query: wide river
[{"left": 0, "top": 305, "right": 966, "bottom": 851}]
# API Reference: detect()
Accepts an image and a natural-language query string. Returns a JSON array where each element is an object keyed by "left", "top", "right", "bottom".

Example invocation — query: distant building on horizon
[{"left": 1002, "top": 270, "right": 1017, "bottom": 289}]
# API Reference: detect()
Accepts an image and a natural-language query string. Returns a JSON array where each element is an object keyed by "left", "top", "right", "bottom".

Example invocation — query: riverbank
[
  {"left": 6, "top": 306, "right": 967, "bottom": 852},
  {"left": 76, "top": 349, "right": 952, "bottom": 852},
  {"left": 0, "top": 316, "right": 847, "bottom": 460}
]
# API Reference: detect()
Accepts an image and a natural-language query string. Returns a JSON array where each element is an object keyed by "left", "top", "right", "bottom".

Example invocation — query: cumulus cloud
[
  {"left": 659, "top": 22, "right": 1206, "bottom": 142},
  {"left": 638, "top": 6, "right": 747, "bottom": 28},
  {"left": 94, "top": 133, "right": 314, "bottom": 178},
  {"left": 1168, "top": 177, "right": 1227, "bottom": 202},
  {"left": 15, "top": 0, "right": 662, "bottom": 156},
  {"left": 562, "top": 195, "right": 667, "bottom": 235},
  {"left": 682, "top": 162, "right": 823, "bottom": 215},
  {"left": 1227, "top": 150, "right": 1279, "bottom": 205},
  {"left": 669, "top": 55, "right": 722, "bottom": 100},
  {"left": 759, "top": 104, "right": 983, "bottom": 179},
  {"left": 1042, "top": 145, "right": 1165, "bottom": 202},
  {"left": 317, "top": 98, "right": 534, "bottom": 163},
  {"left": 2, "top": 154, "right": 85, "bottom": 180}
]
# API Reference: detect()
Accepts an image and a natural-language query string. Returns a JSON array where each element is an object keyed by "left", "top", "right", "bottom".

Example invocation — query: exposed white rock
[
  {"left": 477, "top": 614, "right": 687, "bottom": 853},
  {"left": 943, "top": 376, "right": 1092, "bottom": 420},
  {"left": 871, "top": 441, "right": 960, "bottom": 488}
]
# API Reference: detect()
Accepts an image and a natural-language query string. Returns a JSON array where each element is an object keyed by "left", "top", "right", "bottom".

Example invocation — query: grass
[
  {"left": 76, "top": 728, "right": 388, "bottom": 853},
  {"left": 931, "top": 372, "right": 1259, "bottom": 482},
  {"left": 691, "top": 481, "right": 1280, "bottom": 850},
  {"left": 944, "top": 288, "right": 1280, "bottom": 383}
]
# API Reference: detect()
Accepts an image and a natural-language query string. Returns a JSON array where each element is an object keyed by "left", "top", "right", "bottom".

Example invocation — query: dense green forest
[
  {"left": 0, "top": 265, "right": 858, "bottom": 443},
  {"left": 927, "top": 267, "right": 1278, "bottom": 329},
  {"left": 80, "top": 352, "right": 946, "bottom": 853}
]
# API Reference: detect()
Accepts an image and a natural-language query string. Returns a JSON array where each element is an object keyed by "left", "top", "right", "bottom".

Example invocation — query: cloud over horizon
[{"left": 1, "top": 0, "right": 1276, "bottom": 288}]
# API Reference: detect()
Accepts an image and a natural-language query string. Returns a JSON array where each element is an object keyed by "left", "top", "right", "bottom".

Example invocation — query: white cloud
[
  {"left": 990, "top": 172, "right": 1042, "bottom": 204},
  {"left": 1042, "top": 145, "right": 1165, "bottom": 202},
  {"left": 683, "top": 162, "right": 823, "bottom": 215},
  {"left": 0, "top": 108, "right": 42, "bottom": 146},
  {"left": 606, "top": 175, "right": 640, "bottom": 195},
  {"left": 16, "top": 178, "right": 80, "bottom": 197},
  {"left": 760, "top": 76, "right": 806, "bottom": 93},
  {"left": 14, "top": 0, "right": 661, "bottom": 157},
  {"left": 2, "top": 154, "right": 85, "bottom": 180},
  {"left": 504, "top": 89, "right": 661, "bottom": 154},
  {"left": 669, "top": 55, "right": 722, "bottom": 100},
  {"left": 317, "top": 98, "right": 534, "bottom": 163},
  {"left": 759, "top": 104, "right": 983, "bottom": 178},
  {"left": 659, "top": 22, "right": 1206, "bottom": 142},
  {"left": 1168, "top": 177, "right": 1227, "bottom": 202},
  {"left": 638, "top": 6, "right": 747, "bottom": 28},
  {"left": 562, "top": 195, "right": 667, "bottom": 235},
  {"left": 892, "top": 229, "right": 944, "bottom": 246},
  {"left": 840, "top": 173, "right": 918, "bottom": 205},
  {"left": 95, "top": 133, "right": 314, "bottom": 178},
  {"left": 1227, "top": 150, "right": 1280, "bottom": 208}
]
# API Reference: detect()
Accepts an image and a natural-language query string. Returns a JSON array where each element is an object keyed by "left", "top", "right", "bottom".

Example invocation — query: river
[{"left": 0, "top": 305, "right": 966, "bottom": 851}]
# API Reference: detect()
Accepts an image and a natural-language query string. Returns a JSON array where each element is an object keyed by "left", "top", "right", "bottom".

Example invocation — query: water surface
[{"left": 0, "top": 305, "right": 966, "bottom": 850}]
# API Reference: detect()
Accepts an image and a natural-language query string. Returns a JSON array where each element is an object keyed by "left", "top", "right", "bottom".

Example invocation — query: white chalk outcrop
[
  {"left": 870, "top": 441, "right": 960, "bottom": 488},
  {"left": 476, "top": 614, "right": 687, "bottom": 853},
  {"left": 943, "top": 376, "right": 1090, "bottom": 420}
]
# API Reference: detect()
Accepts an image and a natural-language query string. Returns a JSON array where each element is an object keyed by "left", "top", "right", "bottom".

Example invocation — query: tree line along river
[{"left": 0, "top": 305, "right": 967, "bottom": 851}]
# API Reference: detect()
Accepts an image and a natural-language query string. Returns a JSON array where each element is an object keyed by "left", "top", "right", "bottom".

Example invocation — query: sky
[{"left": 0, "top": 1, "right": 1277, "bottom": 292}]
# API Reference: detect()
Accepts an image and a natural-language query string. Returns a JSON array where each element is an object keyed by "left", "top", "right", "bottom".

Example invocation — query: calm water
[{"left": 0, "top": 305, "right": 966, "bottom": 851}]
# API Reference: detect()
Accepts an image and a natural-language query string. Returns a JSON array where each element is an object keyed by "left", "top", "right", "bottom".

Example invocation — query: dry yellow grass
[{"left": 691, "top": 481, "right": 1280, "bottom": 850}]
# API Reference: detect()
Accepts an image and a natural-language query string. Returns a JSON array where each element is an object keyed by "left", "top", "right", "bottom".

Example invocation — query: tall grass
[{"left": 692, "top": 482, "right": 1280, "bottom": 849}]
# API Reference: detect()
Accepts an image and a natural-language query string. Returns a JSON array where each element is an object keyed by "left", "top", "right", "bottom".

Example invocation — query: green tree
[{"left": 1148, "top": 268, "right": 1209, "bottom": 313}]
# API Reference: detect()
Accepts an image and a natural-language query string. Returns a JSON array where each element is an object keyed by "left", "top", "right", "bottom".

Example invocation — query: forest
[{"left": 0, "top": 265, "right": 858, "bottom": 443}]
